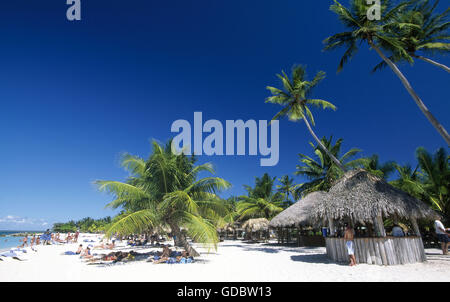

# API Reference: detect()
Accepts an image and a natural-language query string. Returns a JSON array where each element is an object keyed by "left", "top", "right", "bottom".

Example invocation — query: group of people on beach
[
  {"left": 18, "top": 230, "right": 80, "bottom": 250},
  {"left": 76, "top": 240, "right": 194, "bottom": 265},
  {"left": 149, "top": 244, "right": 194, "bottom": 264}
]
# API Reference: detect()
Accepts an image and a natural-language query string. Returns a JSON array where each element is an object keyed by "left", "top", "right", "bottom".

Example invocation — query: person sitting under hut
[{"left": 391, "top": 224, "right": 405, "bottom": 237}]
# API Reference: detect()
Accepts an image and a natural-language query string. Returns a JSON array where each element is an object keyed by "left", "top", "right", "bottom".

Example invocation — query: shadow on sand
[{"left": 289, "top": 254, "right": 340, "bottom": 265}]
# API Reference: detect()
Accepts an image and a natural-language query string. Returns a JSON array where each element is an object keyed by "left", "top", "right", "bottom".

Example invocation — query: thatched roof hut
[
  {"left": 269, "top": 191, "right": 328, "bottom": 228},
  {"left": 311, "top": 169, "right": 439, "bottom": 223},
  {"left": 218, "top": 222, "right": 240, "bottom": 232},
  {"left": 242, "top": 218, "right": 270, "bottom": 232}
]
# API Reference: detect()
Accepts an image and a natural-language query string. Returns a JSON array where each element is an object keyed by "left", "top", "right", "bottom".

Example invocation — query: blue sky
[{"left": 0, "top": 0, "right": 448, "bottom": 230}]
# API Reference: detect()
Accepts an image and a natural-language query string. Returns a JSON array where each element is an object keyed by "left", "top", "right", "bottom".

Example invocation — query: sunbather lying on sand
[
  {"left": 87, "top": 251, "right": 137, "bottom": 263},
  {"left": 152, "top": 247, "right": 194, "bottom": 264},
  {"left": 94, "top": 241, "right": 115, "bottom": 250}
]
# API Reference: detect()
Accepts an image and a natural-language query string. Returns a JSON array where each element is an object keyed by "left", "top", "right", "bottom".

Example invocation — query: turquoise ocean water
[{"left": 0, "top": 231, "right": 41, "bottom": 252}]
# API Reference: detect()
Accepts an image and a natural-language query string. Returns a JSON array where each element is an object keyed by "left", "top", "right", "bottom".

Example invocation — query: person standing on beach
[
  {"left": 74, "top": 231, "right": 80, "bottom": 243},
  {"left": 344, "top": 224, "right": 356, "bottom": 266},
  {"left": 21, "top": 234, "right": 28, "bottom": 248},
  {"left": 434, "top": 219, "right": 450, "bottom": 255},
  {"left": 43, "top": 229, "right": 51, "bottom": 245}
]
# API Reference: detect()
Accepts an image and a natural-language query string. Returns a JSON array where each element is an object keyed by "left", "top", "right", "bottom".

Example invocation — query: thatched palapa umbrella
[
  {"left": 242, "top": 218, "right": 270, "bottom": 232},
  {"left": 242, "top": 218, "right": 270, "bottom": 241}
]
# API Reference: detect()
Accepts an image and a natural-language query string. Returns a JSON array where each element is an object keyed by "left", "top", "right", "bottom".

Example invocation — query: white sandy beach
[{"left": 1, "top": 233, "right": 449, "bottom": 282}]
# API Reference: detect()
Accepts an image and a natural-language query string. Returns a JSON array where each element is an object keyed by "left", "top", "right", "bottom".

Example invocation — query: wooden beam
[{"left": 411, "top": 218, "right": 421, "bottom": 236}]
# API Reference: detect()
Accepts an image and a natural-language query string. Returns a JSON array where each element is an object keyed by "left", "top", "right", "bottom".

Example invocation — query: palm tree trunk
[
  {"left": 169, "top": 223, "right": 200, "bottom": 257},
  {"left": 302, "top": 117, "right": 347, "bottom": 172},
  {"left": 414, "top": 55, "right": 450, "bottom": 73},
  {"left": 369, "top": 41, "right": 450, "bottom": 146}
]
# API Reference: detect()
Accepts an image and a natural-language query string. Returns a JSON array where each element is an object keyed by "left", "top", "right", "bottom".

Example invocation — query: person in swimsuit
[
  {"left": 76, "top": 244, "right": 83, "bottom": 254},
  {"left": 81, "top": 247, "right": 94, "bottom": 259},
  {"left": 18, "top": 235, "right": 28, "bottom": 248},
  {"left": 153, "top": 245, "right": 173, "bottom": 264},
  {"left": 344, "top": 224, "right": 356, "bottom": 266}
]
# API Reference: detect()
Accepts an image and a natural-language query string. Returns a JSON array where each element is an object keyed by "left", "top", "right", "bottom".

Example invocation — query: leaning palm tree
[
  {"left": 95, "top": 140, "right": 231, "bottom": 257},
  {"left": 324, "top": 0, "right": 450, "bottom": 146},
  {"left": 295, "top": 136, "right": 363, "bottom": 196},
  {"left": 266, "top": 65, "right": 347, "bottom": 171},
  {"left": 375, "top": 0, "right": 450, "bottom": 73}
]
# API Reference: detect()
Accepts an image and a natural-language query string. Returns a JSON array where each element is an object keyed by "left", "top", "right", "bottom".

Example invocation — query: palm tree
[
  {"left": 95, "top": 140, "right": 231, "bottom": 257},
  {"left": 374, "top": 0, "right": 450, "bottom": 73},
  {"left": 222, "top": 196, "right": 239, "bottom": 224},
  {"left": 390, "top": 164, "right": 426, "bottom": 199},
  {"left": 266, "top": 65, "right": 347, "bottom": 171},
  {"left": 415, "top": 147, "right": 450, "bottom": 220},
  {"left": 360, "top": 154, "right": 396, "bottom": 179},
  {"left": 295, "top": 136, "right": 363, "bottom": 196},
  {"left": 277, "top": 175, "right": 296, "bottom": 207},
  {"left": 237, "top": 173, "right": 284, "bottom": 220},
  {"left": 324, "top": 0, "right": 450, "bottom": 146},
  {"left": 236, "top": 197, "right": 284, "bottom": 221}
]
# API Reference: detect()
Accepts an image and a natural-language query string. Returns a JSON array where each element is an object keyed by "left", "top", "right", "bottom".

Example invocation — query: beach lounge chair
[
  {"left": 11, "top": 248, "right": 27, "bottom": 253},
  {"left": 0, "top": 251, "right": 24, "bottom": 261}
]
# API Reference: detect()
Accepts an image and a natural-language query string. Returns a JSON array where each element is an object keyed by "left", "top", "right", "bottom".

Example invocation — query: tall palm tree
[
  {"left": 95, "top": 140, "right": 231, "bottom": 257},
  {"left": 324, "top": 0, "right": 450, "bottom": 146},
  {"left": 266, "top": 65, "right": 347, "bottom": 171},
  {"left": 249, "top": 173, "right": 277, "bottom": 200},
  {"left": 375, "top": 0, "right": 450, "bottom": 73},
  {"left": 277, "top": 175, "right": 296, "bottom": 207},
  {"left": 295, "top": 136, "right": 363, "bottom": 196}
]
